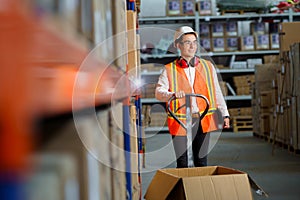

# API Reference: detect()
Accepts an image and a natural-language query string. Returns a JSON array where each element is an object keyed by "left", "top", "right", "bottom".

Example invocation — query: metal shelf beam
[{"left": 141, "top": 95, "right": 252, "bottom": 103}]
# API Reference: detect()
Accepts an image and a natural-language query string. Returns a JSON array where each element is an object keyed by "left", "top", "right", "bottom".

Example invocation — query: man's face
[{"left": 177, "top": 34, "right": 198, "bottom": 58}]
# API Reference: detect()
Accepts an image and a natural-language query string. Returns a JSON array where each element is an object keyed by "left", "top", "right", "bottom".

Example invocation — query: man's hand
[
  {"left": 174, "top": 90, "right": 185, "bottom": 99},
  {"left": 223, "top": 118, "right": 230, "bottom": 129}
]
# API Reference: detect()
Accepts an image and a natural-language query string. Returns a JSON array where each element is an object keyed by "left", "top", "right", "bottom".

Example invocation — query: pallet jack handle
[{"left": 167, "top": 93, "right": 209, "bottom": 130}]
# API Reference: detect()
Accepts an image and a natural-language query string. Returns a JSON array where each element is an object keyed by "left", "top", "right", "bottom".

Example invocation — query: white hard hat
[{"left": 174, "top": 26, "right": 198, "bottom": 44}]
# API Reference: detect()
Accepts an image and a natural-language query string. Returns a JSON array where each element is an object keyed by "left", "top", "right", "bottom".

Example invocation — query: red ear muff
[
  {"left": 177, "top": 57, "right": 189, "bottom": 68},
  {"left": 177, "top": 56, "right": 199, "bottom": 68}
]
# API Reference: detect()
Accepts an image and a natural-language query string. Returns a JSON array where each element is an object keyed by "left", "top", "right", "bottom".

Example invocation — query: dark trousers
[{"left": 172, "top": 118, "right": 210, "bottom": 168}]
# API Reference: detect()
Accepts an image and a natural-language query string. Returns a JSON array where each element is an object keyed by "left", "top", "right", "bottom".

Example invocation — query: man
[{"left": 155, "top": 26, "right": 230, "bottom": 168}]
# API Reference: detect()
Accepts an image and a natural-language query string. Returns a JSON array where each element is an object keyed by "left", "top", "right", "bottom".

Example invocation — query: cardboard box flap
[
  {"left": 182, "top": 174, "right": 252, "bottom": 200},
  {"left": 161, "top": 166, "right": 218, "bottom": 177},
  {"left": 217, "top": 166, "right": 268, "bottom": 197},
  {"left": 144, "top": 170, "right": 180, "bottom": 200},
  {"left": 215, "top": 166, "right": 244, "bottom": 175},
  {"left": 248, "top": 175, "right": 268, "bottom": 197}
]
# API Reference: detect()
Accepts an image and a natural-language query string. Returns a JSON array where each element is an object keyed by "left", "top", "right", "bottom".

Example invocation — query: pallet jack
[{"left": 167, "top": 93, "right": 209, "bottom": 167}]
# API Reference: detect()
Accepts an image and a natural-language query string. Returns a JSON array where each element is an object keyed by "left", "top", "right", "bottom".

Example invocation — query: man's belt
[{"left": 192, "top": 113, "right": 200, "bottom": 118}]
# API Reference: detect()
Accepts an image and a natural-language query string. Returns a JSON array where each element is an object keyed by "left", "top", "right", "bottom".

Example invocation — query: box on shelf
[
  {"left": 270, "top": 33, "right": 279, "bottom": 49},
  {"left": 219, "top": 81, "right": 228, "bottom": 96},
  {"left": 237, "top": 86, "right": 252, "bottom": 95},
  {"left": 197, "top": 0, "right": 212, "bottom": 16},
  {"left": 181, "top": 0, "right": 195, "bottom": 15},
  {"left": 139, "top": 0, "right": 166, "bottom": 17},
  {"left": 225, "top": 22, "right": 238, "bottom": 37},
  {"left": 150, "top": 112, "right": 168, "bottom": 127},
  {"left": 232, "top": 61, "right": 247, "bottom": 69},
  {"left": 167, "top": 0, "right": 181, "bottom": 16},
  {"left": 212, "top": 37, "right": 225, "bottom": 52},
  {"left": 233, "top": 75, "right": 255, "bottom": 87},
  {"left": 247, "top": 58, "right": 262, "bottom": 69},
  {"left": 240, "top": 35, "right": 255, "bottom": 51},
  {"left": 250, "top": 22, "right": 266, "bottom": 35},
  {"left": 255, "top": 64, "right": 279, "bottom": 92},
  {"left": 141, "top": 63, "right": 164, "bottom": 72},
  {"left": 127, "top": 11, "right": 138, "bottom": 76},
  {"left": 259, "top": 91, "right": 273, "bottom": 108},
  {"left": 142, "top": 105, "right": 151, "bottom": 127},
  {"left": 226, "top": 37, "right": 239, "bottom": 51},
  {"left": 229, "top": 107, "right": 253, "bottom": 116},
  {"left": 144, "top": 166, "right": 266, "bottom": 200},
  {"left": 263, "top": 55, "right": 279, "bottom": 64},
  {"left": 200, "top": 37, "right": 212, "bottom": 51},
  {"left": 142, "top": 83, "right": 156, "bottom": 98},
  {"left": 211, "top": 22, "right": 224, "bottom": 37},
  {"left": 233, "top": 75, "right": 254, "bottom": 96},
  {"left": 255, "top": 34, "right": 270, "bottom": 50},
  {"left": 27, "top": 153, "right": 79, "bottom": 200},
  {"left": 199, "top": 23, "right": 211, "bottom": 37}
]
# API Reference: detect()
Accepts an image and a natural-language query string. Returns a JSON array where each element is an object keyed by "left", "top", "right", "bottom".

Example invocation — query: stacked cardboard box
[
  {"left": 127, "top": 10, "right": 139, "bottom": 78},
  {"left": 211, "top": 22, "right": 226, "bottom": 52},
  {"left": 199, "top": 23, "right": 212, "bottom": 51},
  {"left": 226, "top": 36, "right": 239, "bottom": 51},
  {"left": 26, "top": 153, "right": 79, "bottom": 200},
  {"left": 39, "top": 103, "right": 127, "bottom": 200},
  {"left": 233, "top": 75, "right": 255, "bottom": 95},
  {"left": 275, "top": 44, "right": 300, "bottom": 151},
  {"left": 109, "top": 105, "right": 126, "bottom": 199},
  {"left": 279, "top": 22, "right": 300, "bottom": 58},
  {"left": 198, "top": 21, "right": 278, "bottom": 52},
  {"left": 167, "top": 0, "right": 181, "bottom": 15},
  {"left": 141, "top": 63, "right": 164, "bottom": 73},
  {"left": 240, "top": 35, "right": 255, "bottom": 51},
  {"left": 263, "top": 55, "right": 280, "bottom": 64},
  {"left": 113, "top": 0, "right": 128, "bottom": 71},
  {"left": 290, "top": 43, "right": 300, "bottom": 150},
  {"left": 130, "top": 106, "right": 141, "bottom": 200},
  {"left": 253, "top": 64, "right": 278, "bottom": 139},
  {"left": 142, "top": 105, "right": 152, "bottom": 127},
  {"left": 149, "top": 112, "right": 168, "bottom": 127},
  {"left": 229, "top": 107, "right": 252, "bottom": 117},
  {"left": 167, "top": 0, "right": 195, "bottom": 16},
  {"left": 253, "top": 38, "right": 300, "bottom": 152},
  {"left": 197, "top": 0, "right": 213, "bottom": 16},
  {"left": 219, "top": 81, "right": 228, "bottom": 96},
  {"left": 142, "top": 83, "right": 156, "bottom": 98},
  {"left": 256, "top": 22, "right": 300, "bottom": 150}
]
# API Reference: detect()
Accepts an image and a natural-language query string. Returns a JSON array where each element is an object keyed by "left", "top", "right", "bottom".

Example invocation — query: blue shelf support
[
  {"left": 135, "top": 95, "right": 143, "bottom": 199},
  {"left": 123, "top": 100, "right": 132, "bottom": 200}
]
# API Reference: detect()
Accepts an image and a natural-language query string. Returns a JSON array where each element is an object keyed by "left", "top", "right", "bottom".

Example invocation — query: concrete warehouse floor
[{"left": 141, "top": 132, "right": 300, "bottom": 200}]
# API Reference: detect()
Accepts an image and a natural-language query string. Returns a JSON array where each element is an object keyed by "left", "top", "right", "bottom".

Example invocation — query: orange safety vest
[{"left": 166, "top": 58, "right": 219, "bottom": 136}]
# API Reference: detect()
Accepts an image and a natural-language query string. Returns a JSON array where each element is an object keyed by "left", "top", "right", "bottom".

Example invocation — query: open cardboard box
[{"left": 144, "top": 166, "right": 267, "bottom": 200}]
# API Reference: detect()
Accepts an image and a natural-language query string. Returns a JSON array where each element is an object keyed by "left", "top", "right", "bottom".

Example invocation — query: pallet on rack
[
  {"left": 232, "top": 115, "right": 253, "bottom": 132},
  {"left": 220, "top": 9, "right": 263, "bottom": 15}
]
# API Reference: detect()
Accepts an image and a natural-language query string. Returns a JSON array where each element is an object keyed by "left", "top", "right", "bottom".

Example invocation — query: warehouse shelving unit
[
  {"left": 0, "top": 1, "right": 145, "bottom": 200},
  {"left": 139, "top": 11, "right": 300, "bottom": 27},
  {"left": 139, "top": 9, "right": 300, "bottom": 133}
]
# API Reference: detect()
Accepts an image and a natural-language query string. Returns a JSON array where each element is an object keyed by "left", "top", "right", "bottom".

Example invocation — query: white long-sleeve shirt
[{"left": 155, "top": 64, "right": 230, "bottom": 117}]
